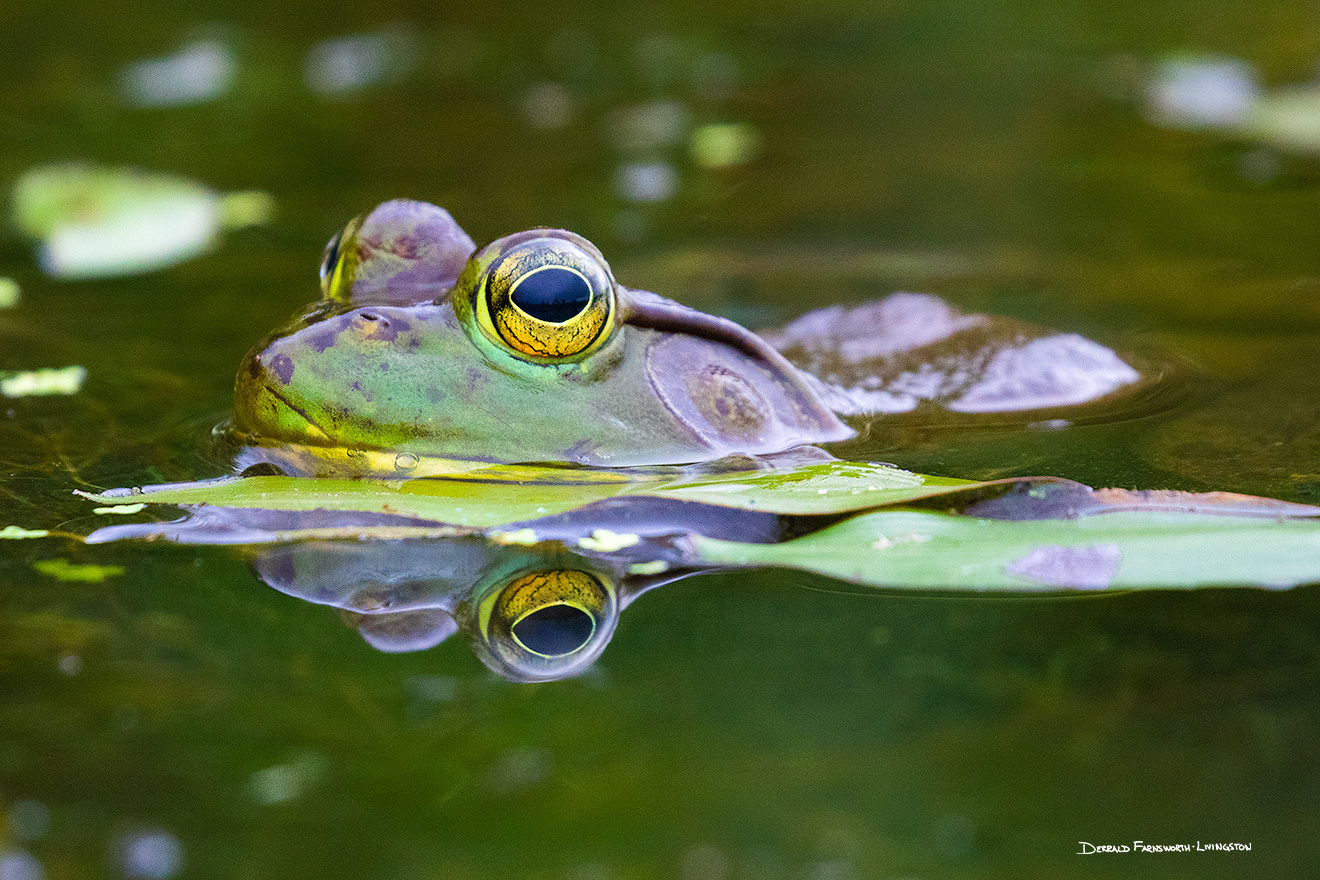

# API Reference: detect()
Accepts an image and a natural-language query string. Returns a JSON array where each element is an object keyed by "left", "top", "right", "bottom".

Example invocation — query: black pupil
[
  {"left": 320, "top": 230, "right": 342, "bottom": 281},
  {"left": 511, "top": 267, "right": 593, "bottom": 323},
  {"left": 512, "top": 604, "right": 594, "bottom": 656}
]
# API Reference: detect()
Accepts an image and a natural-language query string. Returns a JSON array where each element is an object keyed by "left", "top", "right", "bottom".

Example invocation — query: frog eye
[
  {"left": 474, "top": 568, "right": 618, "bottom": 681},
  {"left": 474, "top": 235, "right": 615, "bottom": 361},
  {"left": 319, "top": 215, "right": 364, "bottom": 303}
]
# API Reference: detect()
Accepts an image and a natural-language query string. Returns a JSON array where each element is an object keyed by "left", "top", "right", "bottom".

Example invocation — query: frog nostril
[{"left": 360, "top": 312, "right": 380, "bottom": 322}]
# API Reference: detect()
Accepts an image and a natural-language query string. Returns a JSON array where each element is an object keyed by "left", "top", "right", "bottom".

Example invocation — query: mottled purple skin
[{"left": 330, "top": 199, "right": 476, "bottom": 304}]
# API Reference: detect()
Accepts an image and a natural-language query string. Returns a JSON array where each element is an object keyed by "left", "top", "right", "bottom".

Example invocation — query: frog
[
  {"left": 254, "top": 536, "right": 682, "bottom": 682},
  {"left": 233, "top": 199, "right": 1142, "bottom": 474}
]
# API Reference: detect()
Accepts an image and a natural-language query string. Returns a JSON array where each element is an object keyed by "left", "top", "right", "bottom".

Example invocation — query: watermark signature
[{"left": 1078, "top": 841, "right": 1251, "bottom": 854}]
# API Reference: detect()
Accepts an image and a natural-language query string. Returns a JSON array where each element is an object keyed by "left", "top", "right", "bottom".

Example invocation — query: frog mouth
[
  {"left": 263, "top": 383, "right": 333, "bottom": 441},
  {"left": 235, "top": 353, "right": 333, "bottom": 443}
]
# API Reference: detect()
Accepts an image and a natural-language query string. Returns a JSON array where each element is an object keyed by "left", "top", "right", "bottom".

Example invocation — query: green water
[{"left": 3, "top": 1, "right": 1319, "bottom": 877}]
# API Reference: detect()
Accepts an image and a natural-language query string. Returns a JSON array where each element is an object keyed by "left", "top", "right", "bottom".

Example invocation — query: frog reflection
[
  {"left": 233, "top": 199, "right": 1143, "bottom": 476},
  {"left": 254, "top": 537, "right": 695, "bottom": 682}
]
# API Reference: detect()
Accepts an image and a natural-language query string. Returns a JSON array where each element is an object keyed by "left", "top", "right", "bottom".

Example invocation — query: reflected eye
[
  {"left": 511, "top": 601, "right": 595, "bottom": 656},
  {"left": 475, "top": 568, "right": 618, "bottom": 681},
  {"left": 475, "top": 235, "right": 615, "bottom": 361},
  {"left": 319, "top": 215, "right": 364, "bottom": 303}
]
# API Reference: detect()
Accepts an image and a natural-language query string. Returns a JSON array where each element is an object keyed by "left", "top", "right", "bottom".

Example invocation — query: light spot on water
[
  {"left": 681, "top": 844, "right": 729, "bottom": 880},
  {"left": 0, "top": 850, "right": 44, "bottom": 880},
  {"left": 691, "top": 52, "right": 740, "bottom": 101},
  {"left": 1145, "top": 54, "right": 1260, "bottom": 130},
  {"left": 305, "top": 25, "right": 416, "bottom": 96},
  {"left": 482, "top": 748, "right": 550, "bottom": 796},
  {"left": 120, "top": 39, "right": 235, "bottom": 107},
  {"left": 608, "top": 99, "right": 691, "bottom": 151},
  {"left": 690, "top": 122, "right": 760, "bottom": 168},
  {"left": 406, "top": 674, "right": 458, "bottom": 703},
  {"left": 247, "top": 752, "right": 327, "bottom": 805},
  {"left": 115, "top": 829, "right": 183, "bottom": 880},
  {"left": 522, "top": 82, "right": 575, "bottom": 129},
  {"left": 7, "top": 801, "right": 49, "bottom": 842},
  {"left": 615, "top": 161, "right": 677, "bottom": 203}
]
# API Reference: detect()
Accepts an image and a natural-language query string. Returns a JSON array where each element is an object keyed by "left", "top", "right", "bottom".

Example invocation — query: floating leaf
[
  {"left": 654, "top": 461, "right": 976, "bottom": 514},
  {"left": 1, "top": 366, "right": 87, "bottom": 398},
  {"left": 690, "top": 508, "right": 1320, "bottom": 591},
  {"left": 11, "top": 163, "right": 272, "bottom": 279},
  {"left": 77, "top": 461, "right": 988, "bottom": 543},
  {"left": 1, "top": 525, "right": 50, "bottom": 539},
  {"left": 0, "top": 277, "right": 18, "bottom": 308}
]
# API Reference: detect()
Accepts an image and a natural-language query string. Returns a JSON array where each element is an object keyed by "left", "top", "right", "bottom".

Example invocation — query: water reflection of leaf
[{"left": 33, "top": 558, "right": 125, "bottom": 583}]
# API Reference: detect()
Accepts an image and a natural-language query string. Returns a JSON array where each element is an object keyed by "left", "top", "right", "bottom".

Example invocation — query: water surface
[{"left": 2, "top": 1, "right": 1318, "bottom": 877}]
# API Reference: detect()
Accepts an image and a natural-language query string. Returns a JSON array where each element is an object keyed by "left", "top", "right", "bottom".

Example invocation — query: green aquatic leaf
[
  {"left": 1, "top": 525, "right": 51, "bottom": 539},
  {"left": 690, "top": 508, "right": 1320, "bottom": 591},
  {"left": 11, "top": 163, "right": 273, "bottom": 279},
  {"left": 654, "top": 461, "right": 977, "bottom": 514},
  {"left": 76, "top": 461, "right": 987, "bottom": 537},
  {"left": 1, "top": 366, "right": 87, "bottom": 398}
]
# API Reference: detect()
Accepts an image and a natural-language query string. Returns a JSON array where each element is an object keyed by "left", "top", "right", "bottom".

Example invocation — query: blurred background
[{"left": 2, "top": 1, "right": 1319, "bottom": 877}]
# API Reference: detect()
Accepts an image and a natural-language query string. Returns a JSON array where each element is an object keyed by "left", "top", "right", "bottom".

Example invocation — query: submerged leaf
[
  {"left": 34, "top": 559, "right": 125, "bottom": 582},
  {"left": 92, "top": 503, "right": 147, "bottom": 515}
]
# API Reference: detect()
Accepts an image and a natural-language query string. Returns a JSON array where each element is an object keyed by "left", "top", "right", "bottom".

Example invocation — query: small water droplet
[{"left": 394, "top": 452, "right": 419, "bottom": 472}]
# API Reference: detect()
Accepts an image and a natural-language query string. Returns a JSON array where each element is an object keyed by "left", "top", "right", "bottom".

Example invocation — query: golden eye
[
  {"left": 319, "top": 214, "right": 364, "bottom": 303},
  {"left": 476, "top": 235, "right": 615, "bottom": 361},
  {"left": 474, "top": 568, "right": 617, "bottom": 681}
]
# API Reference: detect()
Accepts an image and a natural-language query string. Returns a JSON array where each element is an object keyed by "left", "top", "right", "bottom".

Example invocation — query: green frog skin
[{"left": 234, "top": 199, "right": 853, "bottom": 468}]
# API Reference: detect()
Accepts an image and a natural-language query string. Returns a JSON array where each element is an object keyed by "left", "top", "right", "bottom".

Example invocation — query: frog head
[{"left": 234, "top": 199, "right": 851, "bottom": 469}]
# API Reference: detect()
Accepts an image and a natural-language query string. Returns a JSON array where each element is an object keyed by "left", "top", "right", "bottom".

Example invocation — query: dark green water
[{"left": 3, "top": 1, "right": 1319, "bottom": 877}]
